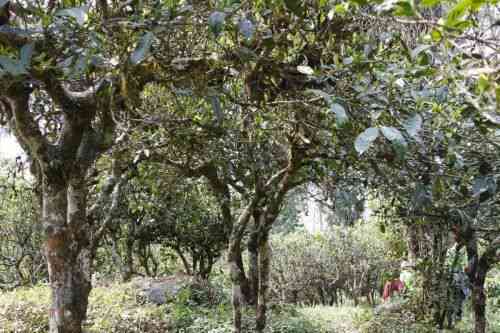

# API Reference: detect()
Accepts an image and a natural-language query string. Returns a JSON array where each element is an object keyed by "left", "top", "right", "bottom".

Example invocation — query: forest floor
[{"left": 0, "top": 276, "right": 498, "bottom": 333}]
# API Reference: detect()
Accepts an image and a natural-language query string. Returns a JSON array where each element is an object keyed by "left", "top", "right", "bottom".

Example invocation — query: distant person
[{"left": 382, "top": 277, "right": 405, "bottom": 302}]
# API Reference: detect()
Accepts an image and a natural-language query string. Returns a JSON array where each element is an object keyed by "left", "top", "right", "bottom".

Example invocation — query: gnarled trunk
[
  {"left": 44, "top": 176, "right": 93, "bottom": 333},
  {"left": 47, "top": 249, "right": 92, "bottom": 333}
]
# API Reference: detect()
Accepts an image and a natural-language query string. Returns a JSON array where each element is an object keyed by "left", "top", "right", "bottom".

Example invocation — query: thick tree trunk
[
  {"left": 44, "top": 177, "right": 92, "bottom": 333},
  {"left": 256, "top": 232, "right": 271, "bottom": 333},
  {"left": 47, "top": 251, "right": 92, "bottom": 333}
]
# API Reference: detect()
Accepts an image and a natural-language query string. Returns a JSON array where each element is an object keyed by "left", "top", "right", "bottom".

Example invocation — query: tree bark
[
  {"left": 44, "top": 176, "right": 92, "bottom": 333},
  {"left": 472, "top": 265, "right": 488, "bottom": 333},
  {"left": 248, "top": 218, "right": 260, "bottom": 307},
  {"left": 471, "top": 235, "right": 500, "bottom": 333},
  {"left": 175, "top": 247, "right": 192, "bottom": 276},
  {"left": 1, "top": 41, "right": 117, "bottom": 333},
  {"left": 226, "top": 196, "right": 261, "bottom": 333},
  {"left": 256, "top": 231, "right": 271, "bottom": 333},
  {"left": 228, "top": 244, "right": 244, "bottom": 333}
]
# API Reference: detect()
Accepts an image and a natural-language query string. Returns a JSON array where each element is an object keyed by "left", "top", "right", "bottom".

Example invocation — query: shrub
[
  {"left": 0, "top": 286, "right": 49, "bottom": 333},
  {"left": 0, "top": 282, "right": 169, "bottom": 333},
  {"left": 271, "top": 223, "right": 398, "bottom": 306}
]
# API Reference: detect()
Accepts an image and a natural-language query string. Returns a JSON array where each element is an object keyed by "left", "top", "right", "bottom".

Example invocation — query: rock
[{"left": 132, "top": 275, "right": 190, "bottom": 305}]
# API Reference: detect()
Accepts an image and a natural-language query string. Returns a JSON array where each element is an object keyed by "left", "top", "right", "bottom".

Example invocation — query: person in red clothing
[{"left": 382, "top": 278, "right": 405, "bottom": 302}]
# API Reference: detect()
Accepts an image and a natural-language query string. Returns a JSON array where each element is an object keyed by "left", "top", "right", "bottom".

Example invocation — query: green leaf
[
  {"left": 497, "top": 86, "right": 500, "bottom": 111},
  {"left": 56, "top": 6, "right": 89, "bottom": 26},
  {"left": 394, "top": 1, "right": 415, "bottom": 16},
  {"left": 208, "top": 11, "right": 226, "bottom": 36},
  {"left": 331, "top": 103, "right": 349, "bottom": 126},
  {"left": 355, "top": 127, "right": 379, "bottom": 155},
  {"left": 410, "top": 44, "right": 431, "bottom": 60},
  {"left": 477, "top": 74, "right": 490, "bottom": 93},
  {"left": 377, "top": 0, "right": 415, "bottom": 16},
  {"left": 421, "top": 0, "right": 440, "bottom": 7},
  {"left": 472, "top": 176, "right": 496, "bottom": 198},
  {"left": 20, "top": 43, "right": 34, "bottom": 69},
  {"left": 284, "top": 0, "right": 305, "bottom": 16},
  {"left": 71, "top": 54, "right": 88, "bottom": 77},
  {"left": 432, "top": 176, "right": 445, "bottom": 202},
  {"left": 130, "top": 32, "right": 154, "bottom": 65},
  {"left": 381, "top": 126, "right": 407, "bottom": 146},
  {"left": 238, "top": 18, "right": 255, "bottom": 40},
  {"left": 403, "top": 114, "right": 422, "bottom": 138},
  {"left": 444, "top": 0, "right": 479, "bottom": 28},
  {"left": 0, "top": 56, "right": 27, "bottom": 76},
  {"left": 431, "top": 29, "right": 443, "bottom": 42}
]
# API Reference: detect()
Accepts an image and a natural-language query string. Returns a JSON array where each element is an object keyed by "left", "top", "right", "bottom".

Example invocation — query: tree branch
[{"left": 2, "top": 84, "right": 50, "bottom": 167}]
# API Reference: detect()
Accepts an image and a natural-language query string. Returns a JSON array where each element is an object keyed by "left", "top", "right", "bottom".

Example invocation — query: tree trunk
[
  {"left": 236, "top": 246, "right": 251, "bottom": 301},
  {"left": 44, "top": 177, "right": 92, "bottom": 333},
  {"left": 122, "top": 220, "right": 136, "bottom": 281},
  {"left": 256, "top": 232, "right": 271, "bottom": 333},
  {"left": 248, "top": 220, "right": 260, "bottom": 307},
  {"left": 47, "top": 250, "right": 92, "bottom": 333},
  {"left": 471, "top": 236, "right": 500, "bottom": 333},
  {"left": 175, "top": 247, "right": 192, "bottom": 276},
  {"left": 427, "top": 223, "right": 448, "bottom": 326},
  {"left": 123, "top": 237, "right": 134, "bottom": 281},
  {"left": 228, "top": 244, "right": 245, "bottom": 333},
  {"left": 472, "top": 267, "right": 487, "bottom": 333}
]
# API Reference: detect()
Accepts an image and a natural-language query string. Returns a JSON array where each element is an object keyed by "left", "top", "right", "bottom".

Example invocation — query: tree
[
  {"left": 1, "top": 4, "right": 137, "bottom": 332},
  {"left": 121, "top": 163, "right": 227, "bottom": 279},
  {"left": 349, "top": 0, "right": 499, "bottom": 330}
]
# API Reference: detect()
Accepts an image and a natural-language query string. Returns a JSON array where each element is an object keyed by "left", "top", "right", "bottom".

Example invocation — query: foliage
[
  {"left": 0, "top": 282, "right": 169, "bottom": 333},
  {"left": 0, "top": 0, "right": 499, "bottom": 331},
  {"left": 297, "top": 305, "right": 373, "bottom": 332},
  {"left": 272, "top": 189, "right": 306, "bottom": 235},
  {"left": 0, "top": 162, "right": 45, "bottom": 289},
  {"left": 270, "top": 221, "right": 400, "bottom": 305},
  {"left": 0, "top": 277, "right": 496, "bottom": 333},
  {"left": 125, "top": 164, "right": 227, "bottom": 278}
]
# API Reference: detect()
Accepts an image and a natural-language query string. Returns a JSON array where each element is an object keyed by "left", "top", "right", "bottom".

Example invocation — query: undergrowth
[{"left": 0, "top": 279, "right": 498, "bottom": 333}]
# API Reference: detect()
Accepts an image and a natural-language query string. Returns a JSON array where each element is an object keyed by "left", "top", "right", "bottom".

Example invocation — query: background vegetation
[{"left": 0, "top": 0, "right": 499, "bottom": 332}]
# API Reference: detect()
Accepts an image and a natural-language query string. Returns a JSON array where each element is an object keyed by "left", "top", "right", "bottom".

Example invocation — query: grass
[
  {"left": 0, "top": 280, "right": 499, "bottom": 333},
  {"left": 0, "top": 282, "right": 169, "bottom": 333},
  {"left": 297, "top": 305, "right": 372, "bottom": 333}
]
